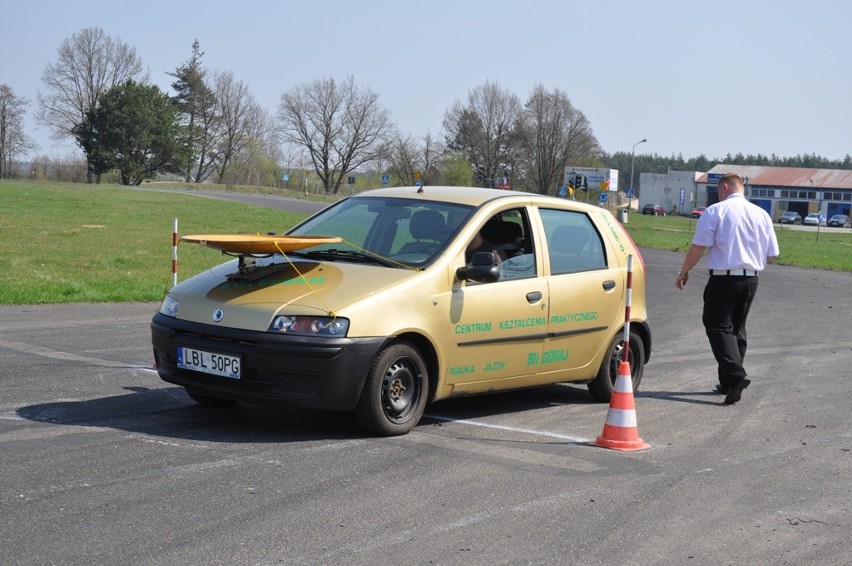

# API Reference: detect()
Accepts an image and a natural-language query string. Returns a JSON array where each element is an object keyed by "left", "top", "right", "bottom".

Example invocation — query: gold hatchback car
[{"left": 151, "top": 186, "right": 651, "bottom": 436}]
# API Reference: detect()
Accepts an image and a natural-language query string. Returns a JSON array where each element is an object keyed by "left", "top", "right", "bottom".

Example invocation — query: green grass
[
  {"left": 0, "top": 180, "right": 307, "bottom": 304},
  {"left": 1, "top": 180, "right": 849, "bottom": 304},
  {"left": 622, "top": 212, "right": 852, "bottom": 271}
]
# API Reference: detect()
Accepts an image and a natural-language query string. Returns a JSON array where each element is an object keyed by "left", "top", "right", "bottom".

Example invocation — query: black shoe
[
  {"left": 714, "top": 384, "right": 731, "bottom": 395},
  {"left": 724, "top": 379, "right": 751, "bottom": 404}
]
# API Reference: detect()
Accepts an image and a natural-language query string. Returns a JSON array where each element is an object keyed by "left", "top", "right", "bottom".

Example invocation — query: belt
[{"left": 709, "top": 269, "right": 758, "bottom": 276}]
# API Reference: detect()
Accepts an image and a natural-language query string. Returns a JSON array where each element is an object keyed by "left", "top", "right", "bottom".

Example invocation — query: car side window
[
  {"left": 466, "top": 208, "right": 536, "bottom": 281},
  {"left": 541, "top": 209, "right": 606, "bottom": 274}
]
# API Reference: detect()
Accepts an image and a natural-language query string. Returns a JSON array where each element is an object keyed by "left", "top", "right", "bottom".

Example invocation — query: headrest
[
  {"left": 481, "top": 219, "right": 522, "bottom": 246},
  {"left": 410, "top": 209, "right": 446, "bottom": 241}
]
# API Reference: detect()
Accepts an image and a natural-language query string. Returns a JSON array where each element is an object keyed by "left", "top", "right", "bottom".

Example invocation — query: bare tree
[
  {"left": 517, "top": 85, "right": 601, "bottom": 195},
  {"left": 36, "top": 27, "right": 147, "bottom": 143},
  {"left": 0, "top": 84, "right": 34, "bottom": 178},
  {"left": 211, "top": 70, "right": 270, "bottom": 184},
  {"left": 385, "top": 131, "right": 443, "bottom": 186},
  {"left": 443, "top": 81, "right": 521, "bottom": 188},
  {"left": 278, "top": 75, "right": 393, "bottom": 194}
]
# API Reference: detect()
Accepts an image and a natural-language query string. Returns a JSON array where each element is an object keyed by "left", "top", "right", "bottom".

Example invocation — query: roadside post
[{"left": 172, "top": 218, "right": 178, "bottom": 288}]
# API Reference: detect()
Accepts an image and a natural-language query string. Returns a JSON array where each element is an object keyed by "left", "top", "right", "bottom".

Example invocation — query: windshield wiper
[{"left": 304, "top": 249, "right": 399, "bottom": 268}]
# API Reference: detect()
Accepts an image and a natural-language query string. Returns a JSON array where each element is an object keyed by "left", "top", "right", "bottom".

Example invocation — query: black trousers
[{"left": 702, "top": 275, "right": 759, "bottom": 388}]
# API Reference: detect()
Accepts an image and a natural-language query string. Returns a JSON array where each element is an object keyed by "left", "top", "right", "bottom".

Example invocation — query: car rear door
[{"left": 537, "top": 208, "right": 624, "bottom": 379}]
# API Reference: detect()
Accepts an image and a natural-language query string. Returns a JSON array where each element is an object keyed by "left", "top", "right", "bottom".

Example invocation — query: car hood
[{"left": 167, "top": 258, "right": 422, "bottom": 331}]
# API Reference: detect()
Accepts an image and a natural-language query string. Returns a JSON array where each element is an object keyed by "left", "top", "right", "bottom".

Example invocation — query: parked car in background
[
  {"left": 691, "top": 207, "right": 706, "bottom": 218},
  {"left": 642, "top": 203, "right": 666, "bottom": 215},
  {"left": 779, "top": 211, "right": 802, "bottom": 224},
  {"left": 803, "top": 213, "right": 825, "bottom": 226},
  {"left": 151, "top": 186, "right": 652, "bottom": 436},
  {"left": 826, "top": 214, "right": 851, "bottom": 228}
]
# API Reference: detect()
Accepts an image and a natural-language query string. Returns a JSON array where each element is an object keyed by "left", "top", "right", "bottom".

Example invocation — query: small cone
[{"left": 593, "top": 360, "right": 650, "bottom": 451}]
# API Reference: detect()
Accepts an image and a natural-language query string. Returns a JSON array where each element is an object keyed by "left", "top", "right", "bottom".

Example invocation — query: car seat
[{"left": 397, "top": 209, "right": 446, "bottom": 256}]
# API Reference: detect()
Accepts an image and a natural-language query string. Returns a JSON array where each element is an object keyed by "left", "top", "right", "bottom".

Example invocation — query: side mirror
[{"left": 456, "top": 251, "right": 500, "bottom": 283}]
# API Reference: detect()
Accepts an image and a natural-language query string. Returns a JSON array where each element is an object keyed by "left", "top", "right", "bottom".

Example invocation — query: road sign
[
  {"left": 282, "top": 174, "right": 289, "bottom": 182},
  {"left": 626, "top": 188, "right": 635, "bottom": 199},
  {"left": 599, "top": 192, "right": 608, "bottom": 203},
  {"left": 381, "top": 175, "right": 389, "bottom": 185},
  {"left": 557, "top": 185, "right": 567, "bottom": 198}
]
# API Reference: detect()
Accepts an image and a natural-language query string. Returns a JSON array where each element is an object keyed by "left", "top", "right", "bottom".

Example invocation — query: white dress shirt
[{"left": 692, "top": 193, "right": 780, "bottom": 271}]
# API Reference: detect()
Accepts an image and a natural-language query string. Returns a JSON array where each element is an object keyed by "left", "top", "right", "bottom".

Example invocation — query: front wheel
[
  {"left": 355, "top": 341, "right": 428, "bottom": 436},
  {"left": 587, "top": 330, "right": 645, "bottom": 402}
]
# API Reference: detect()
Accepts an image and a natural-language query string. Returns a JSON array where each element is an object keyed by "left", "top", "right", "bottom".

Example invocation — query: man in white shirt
[{"left": 674, "top": 173, "right": 780, "bottom": 404}]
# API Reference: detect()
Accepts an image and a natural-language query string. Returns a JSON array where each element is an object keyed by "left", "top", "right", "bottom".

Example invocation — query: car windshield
[{"left": 287, "top": 196, "right": 474, "bottom": 268}]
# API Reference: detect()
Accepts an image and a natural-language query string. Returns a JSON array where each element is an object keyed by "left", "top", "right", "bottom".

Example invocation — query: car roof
[{"left": 354, "top": 185, "right": 594, "bottom": 211}]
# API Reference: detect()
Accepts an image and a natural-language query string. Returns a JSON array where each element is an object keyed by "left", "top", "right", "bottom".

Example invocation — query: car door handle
[
  {"left": 602, "top": 280, "right": 616, "bottom": 291},
  {"left": 526, "top": 291, "right": 543, "bottom": 303}
]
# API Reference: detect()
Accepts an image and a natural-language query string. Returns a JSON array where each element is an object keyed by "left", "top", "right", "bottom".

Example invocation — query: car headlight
[
  {"left": 269, "top": 315, "right": 349, "bottom": 337},
  {"left": 159, "top": 296, "right": 179, "bottom": 317}
]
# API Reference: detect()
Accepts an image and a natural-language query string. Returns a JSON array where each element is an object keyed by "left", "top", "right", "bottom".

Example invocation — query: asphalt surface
[
  {"left": 135, "top": 185, "right": 329, "bottom": 216},
  {"left": 2, "top": 194, "right": 851, "bottom": 566}
]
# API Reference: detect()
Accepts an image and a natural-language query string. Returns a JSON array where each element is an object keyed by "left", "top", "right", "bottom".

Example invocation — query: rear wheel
[
  {"left": 587, "top": 330, "right": 645, "bottom": 402},
  {"left": 355, "top": 341, "right": 428, "bottom": 436}
]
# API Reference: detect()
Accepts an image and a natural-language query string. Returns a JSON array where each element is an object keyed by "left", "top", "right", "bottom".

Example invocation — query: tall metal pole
[
  {"left": 629, "top": 138, "right": 647, "bottom": 212},
  {"left": 811, "top": 179, "right": 823, "bottom": 242}
]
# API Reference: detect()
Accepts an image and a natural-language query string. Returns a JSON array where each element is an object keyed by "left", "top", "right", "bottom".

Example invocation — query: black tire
[
  {"left": 185, "top": 389, "right": 236, "bottom": 408},
  {"left": 587, "top": 330, "right": 645, "bottom": 402},
  {"left": 355, "top": 341, "right": 428, "bottom": 436}
]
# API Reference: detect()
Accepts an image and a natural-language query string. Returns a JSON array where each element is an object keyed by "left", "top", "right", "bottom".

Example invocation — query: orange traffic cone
[{"left": 593, "top": 360, "right": 650, "bottom": 451}]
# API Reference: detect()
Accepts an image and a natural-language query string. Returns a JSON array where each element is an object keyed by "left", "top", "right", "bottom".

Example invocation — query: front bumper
[{"left": 151, "top": 313, "right": 388, "bottom": 411}]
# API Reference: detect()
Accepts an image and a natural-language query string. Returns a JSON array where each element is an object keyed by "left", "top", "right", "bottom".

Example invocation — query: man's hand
[{"left": 675, "top": 271, "right": 689, "bottom": 290}]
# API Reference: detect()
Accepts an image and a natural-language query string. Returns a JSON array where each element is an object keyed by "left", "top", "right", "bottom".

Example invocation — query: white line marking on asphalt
[
  {"left": 0, "top": 413, "right": 25, "bottom": 421},
  {"left": 425, "top": 413, "right": 590, "bottom": 442}
]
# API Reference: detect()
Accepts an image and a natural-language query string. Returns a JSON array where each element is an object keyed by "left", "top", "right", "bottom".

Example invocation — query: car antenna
[{"left": 417, "top": 185, "right": 424, "bottom": 193}]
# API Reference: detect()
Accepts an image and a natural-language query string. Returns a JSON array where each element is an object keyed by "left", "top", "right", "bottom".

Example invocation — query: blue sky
[{"left": 4, "top": 0, "right": 852, "bottom": 162}]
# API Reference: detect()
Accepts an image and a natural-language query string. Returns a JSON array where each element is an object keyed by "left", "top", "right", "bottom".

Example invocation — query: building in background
[
  {"left": 636, "top": 170, "right": 703, "bottom": 215},
  {"left": 637, "top": 164, "right": 852, "bottom": 220}
]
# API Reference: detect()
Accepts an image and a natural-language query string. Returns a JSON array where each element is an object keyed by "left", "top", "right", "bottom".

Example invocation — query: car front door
[{"left": 445, "top": 208, "right": 547, "bottom": 385}]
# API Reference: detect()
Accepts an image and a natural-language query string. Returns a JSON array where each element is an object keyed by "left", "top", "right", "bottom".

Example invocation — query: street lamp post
[
  {"left": 628, "top": 138, "right": 647, "bottom": 218},
  {"left": 811, "top": 179, "right": 823, "bottom": 242}
]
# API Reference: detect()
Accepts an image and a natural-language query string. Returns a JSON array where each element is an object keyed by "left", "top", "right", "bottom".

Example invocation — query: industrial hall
[{"left": 638, "top": 164, "right": 852, "bottom": 220}]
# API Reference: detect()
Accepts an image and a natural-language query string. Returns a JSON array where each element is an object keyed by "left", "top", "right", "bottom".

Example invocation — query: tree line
[{"left": 2, "top": 26, "right": 851, "bottom": 192}]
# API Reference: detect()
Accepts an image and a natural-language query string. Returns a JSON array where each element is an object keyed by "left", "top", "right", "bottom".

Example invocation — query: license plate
[{"left": 177, "top": 347, "right": 241, "bottom": 379}]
